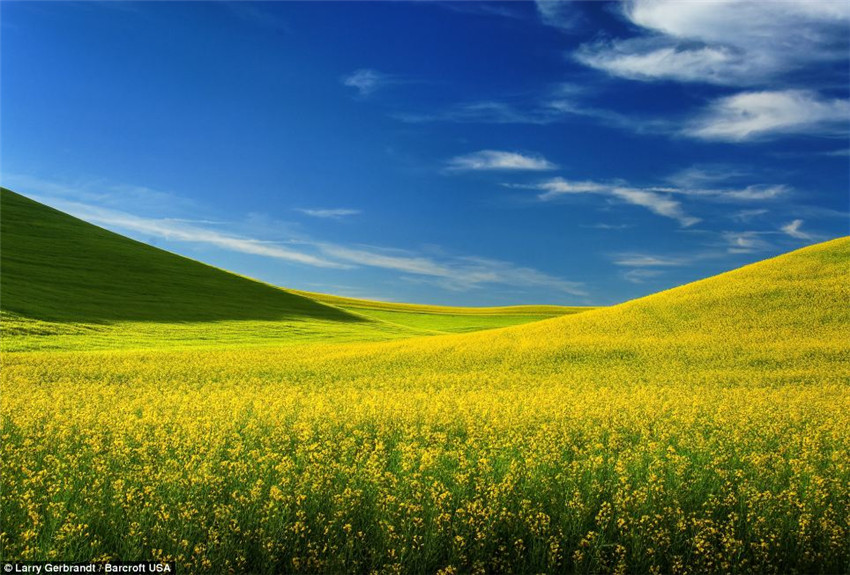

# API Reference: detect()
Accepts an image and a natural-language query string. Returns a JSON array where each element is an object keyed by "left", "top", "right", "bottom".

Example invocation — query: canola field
[{"left": 2, "top": 236, "right": 849, "bottom": 574}]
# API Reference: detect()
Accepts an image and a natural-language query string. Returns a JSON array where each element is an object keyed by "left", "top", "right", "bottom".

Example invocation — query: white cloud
[
  {"left": 535, "top": 0, "right": 581, "bottom": 30},
  {"left": 663, "top": 167, "right": 792, "bottom": 201},
  {"left": 318, "top": 244, "right": 586, "bottom": 295},
  {"left": 440, "top": 3, "right": 526, "bottom": 20},
  {"left": 525, "top": 167, "right": 794, "bottom": 226},
  {"left": 394, "top": 101, "right": 559, "bottom": 125},
  {"left": 578, "top": 0, "right": 850, "bottom": 86},
  {"left": 730, "top": 209, "right": 769, "bottom": 223},
  {"left": 223, "top": 2, "right": 290, "bottom": 32},
  {"left": 296, "top": 208, "right": 361, "bottom": 219},
  {"left": 781, "top": 219, "right": 812, "bottom": 240},
  {"left": 320, "top": 244, "right": 459, "bottom": 278},
  {"left": 718, "top": 185, "right": 789, "bottom": 201},
  {"left": 625, "top": 0, "right": 850, "bottom": 50},
  {"left": 535, "top": 179, "right": 608, "bottom": 199},
  {"left": 575, "top": 39, "right": 764, "bottom": 86},
  {"left": 665, "top": 165, "right": 748, "bottom": 188},
  {"left": 613, "top": 254, "right": 687, "bottom": 267},
  {"left": 532, "top": 177, "right": 699, "bottom": 227},
  {"left": 611, "top": 187, "right": 700, "bottom": 227},
  {"left": 623, "top": 269, "right": 663, "bottom": 284},
  {"left": 583, "top": 223, "right": 631, "bottom": 230},
  {"left": 671, "top": 184, "right": 790, "bottom": 201},
  {"left": 447, "top": 150, "right": 557, "bottom": 172},
  {"left": 722, "top": 231, "right": 771, "bottom": 254},
  {"left": 685, "top": 90, "right": 850, "bottom": 142},
  {"left": 342, "top": 69, "right": 390, "bottom": 96},
  {"left": 394, "top": 85, "right": 650, "bottom": 129}
]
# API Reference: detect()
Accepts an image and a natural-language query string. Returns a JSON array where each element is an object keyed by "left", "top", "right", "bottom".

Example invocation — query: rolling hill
[
  {"left": 283, "top": 234, "right": 850, "bottom": 387},
  {"left": 0, "top": 187, "right": 360, "bottom": 324}
]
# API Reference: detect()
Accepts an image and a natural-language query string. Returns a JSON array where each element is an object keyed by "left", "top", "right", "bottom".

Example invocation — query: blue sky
[{"left": 2, "top": 1, "right": 848, "bottom": 306}]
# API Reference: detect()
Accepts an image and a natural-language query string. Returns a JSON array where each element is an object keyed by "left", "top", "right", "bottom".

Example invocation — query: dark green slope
[{"left": 0, "top": 188, "right": 362, "bottom": 323}]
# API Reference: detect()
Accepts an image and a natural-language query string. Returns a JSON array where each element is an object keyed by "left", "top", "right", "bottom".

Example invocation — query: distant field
[
  {"left": 1, "top": 189, "right": 848, "bottom": 574},
  {"left": 292, "top": 290, "right": 593, "bottom": 334}
]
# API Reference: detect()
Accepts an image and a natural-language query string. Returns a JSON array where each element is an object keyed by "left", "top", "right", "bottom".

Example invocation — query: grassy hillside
[{"left": 0, "top": 187, "right": 358, "bottom": 324}]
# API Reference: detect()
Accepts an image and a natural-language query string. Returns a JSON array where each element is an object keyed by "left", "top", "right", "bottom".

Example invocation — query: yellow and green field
[{"left": 1, "top": 188, "right": 849, "bottom": 574}]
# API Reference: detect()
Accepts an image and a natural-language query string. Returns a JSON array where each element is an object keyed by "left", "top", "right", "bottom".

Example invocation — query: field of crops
[{"left": 1, "top": 189, "right": 849, "bottom": 573}]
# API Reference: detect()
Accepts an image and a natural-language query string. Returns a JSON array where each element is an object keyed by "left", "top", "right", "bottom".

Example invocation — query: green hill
[{"left": 0, "top": 188, "right": 360, "bottom": 324}]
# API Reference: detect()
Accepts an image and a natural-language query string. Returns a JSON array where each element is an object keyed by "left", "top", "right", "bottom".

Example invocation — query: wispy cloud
[
  {"left": 317, "top": 244, "right": 586, "bottom": 295},
  {"left": 221, "top": 2, "right": 289, "bottom": 33},
  {"left": 665, "top": 165, "right": 752, "bottom": 189},
  {"left": 822, "top": 148, "right": 850, "bottom": 157},
  {"left": 730, "top": 209, "right": 769, "bottom": 223},
  {"left": 394, "top": 100, "right": 560, "bottom": 125},
  {"left": 545, "top": 88, "right": 850, "bottom": 143},
  {"left": 518, "top": 166, "right": 795, "bottom": 227},
  {"left": 684, "top": 90, "right": 850, "bottom": 142},
  {"left": 446, "top": 150, "right": 557, "bottom": 172},
  {"left": 622, "top": 268, "right": 663, "bottom": 284},
  {"left": 781, "top": 219, "right": 812, "bottom": 240},
  {"left": 535, "top": 0, "right": 582, "bottom": 31},
  {"left": 611, "top": 248, "right": 729, "bottom": 270},
  {"left": 613, "top": 254, "right": 688, "bottom": 267},
  {"left": 532, "top": 179, "right": 607, "bottom": 199},
  {"left": 342, "top": 69, "right": 393, "bottom": 97},
  {"left": 664, "top": 166, "right": 790, "bottom": 201},
  {"left": 671, "top": 184, "right": 790, "bottom": 201},
  {"left": 296, "top": 208, "right": 361, "bottom": 219},
  {"left": 582, "top": 223, "right": 632, "bottom": 230},
  {"left": 530, "top": 177, "right": 700, "bottom": 227},
  {"left": 392, "top": 83, "right": 663, "bottom": 132},
  {"left": 576, "top": 38, "right": 765, "bottom": 86},
  {"left": 722, "top": 231, "right": 772, "bottom": 254},
  {"left": 440, "top": 2, "right": 527, "bottom": 20},
  {"left": 612, "top": 188, "right": 701, "bottom": 227},
  {"left": 1, "top": 173, "right": 196, "bottom": 216}
]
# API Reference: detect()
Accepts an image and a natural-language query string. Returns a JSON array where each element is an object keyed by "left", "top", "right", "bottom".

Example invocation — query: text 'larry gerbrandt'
[{"left": 3, "top": 563, "right": 174, "bottom": 574}]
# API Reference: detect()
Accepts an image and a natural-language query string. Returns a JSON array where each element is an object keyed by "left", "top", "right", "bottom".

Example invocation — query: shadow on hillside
[{"left": 1, "top": 188, "right": 366, "bottom": 324}]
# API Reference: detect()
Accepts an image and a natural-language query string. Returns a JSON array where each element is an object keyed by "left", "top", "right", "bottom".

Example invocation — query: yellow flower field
[{"left": 2, "top": 228, "right": 849, "bottom": 572}]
